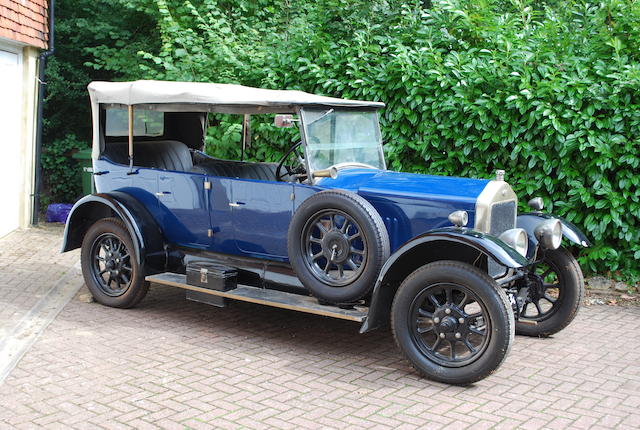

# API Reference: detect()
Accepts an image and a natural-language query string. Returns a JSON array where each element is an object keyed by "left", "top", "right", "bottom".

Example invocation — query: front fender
[
  {"left": 62, "top": 192, "right": 166, "bottom": 273},
  {"left": 517, "top": 213, "right": 591, "bottom": 258},
  {"left": 360, "top": 227, "right": 529, "bottom": 333}
]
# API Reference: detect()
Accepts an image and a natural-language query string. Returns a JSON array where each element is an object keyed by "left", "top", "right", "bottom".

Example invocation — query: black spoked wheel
[
  {"left": 392, "top": 261, "right": 514, "bottom": 385},
  {"left": 522, "top": 263, "right": 561, "bottom": 322},
  {"left": 410, "top": 283, "right": 491, "bottom": 367},
  {"left": 516, "top": 247, "right": 584, "bottom": 337},
  {"left": 90, "top": 233, "right": 133, "bottom": 297},
  {"left": 288, "top": 190, "right": 389, "bottom": 303},
  {"left": 81, "top": 218, "right": 149, "bottom": 308},
  {"left": 302, "top": 209, "right": 367, "bottom": 286}
]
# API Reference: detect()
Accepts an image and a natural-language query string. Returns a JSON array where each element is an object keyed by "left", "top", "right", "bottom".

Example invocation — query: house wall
[
  {"left": 0, "top": 41, "right": 24, "bottom": 237},
  {"left": 19, "top": 46, "right": 39, "bottom": 230},
  {"left": 0, "top": 1, "right": 47, "bottom": 237}
]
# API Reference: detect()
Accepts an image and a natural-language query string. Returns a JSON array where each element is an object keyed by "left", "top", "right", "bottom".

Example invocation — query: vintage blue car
[{"left": 63, "top": 80, "right": 590, "bottom": 384}]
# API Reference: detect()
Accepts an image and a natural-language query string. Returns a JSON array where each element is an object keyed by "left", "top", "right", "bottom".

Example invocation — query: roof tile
[{"left": 0, "top": 0, "right": 48, "bottom": 48}]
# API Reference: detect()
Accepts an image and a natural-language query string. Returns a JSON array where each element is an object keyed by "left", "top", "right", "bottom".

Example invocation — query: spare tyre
[{"left": 287, "top": 190, "right": 390, "bottom": 303}]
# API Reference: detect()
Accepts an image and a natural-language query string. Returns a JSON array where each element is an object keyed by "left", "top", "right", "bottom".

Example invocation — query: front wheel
[
  {"left": 391, "top": 261, "right": 514, "bottom": 385},
  {"left": 516, "top": 247, "right": 584, "bottom": 337},
  {"left": 81, "top": 217, "right": 149, "bottom": 308}
]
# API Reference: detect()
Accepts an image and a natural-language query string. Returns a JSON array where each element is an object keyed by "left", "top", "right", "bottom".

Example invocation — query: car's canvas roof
[
  {"left": 88, "top": 80, "right": 384, "bottom": 113},
  {"left": 89, "top": 80, "right": 384, "bottom": 158}
]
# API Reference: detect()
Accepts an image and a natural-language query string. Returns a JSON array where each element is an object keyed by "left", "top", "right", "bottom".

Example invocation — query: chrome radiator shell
[{"left": 474, "top": 180, "right": 517, "bottom": 235}]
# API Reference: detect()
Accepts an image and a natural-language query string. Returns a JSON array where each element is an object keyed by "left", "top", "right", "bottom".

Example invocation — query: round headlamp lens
[
  {"left": 534, "top": 219, "right": 563, "bottom": 250},
  {"left": 499, "top": 228, "right": 529, "bottom": 257},
  {"left": 515, "top": 229, "right": 528, "bottom": 256}
]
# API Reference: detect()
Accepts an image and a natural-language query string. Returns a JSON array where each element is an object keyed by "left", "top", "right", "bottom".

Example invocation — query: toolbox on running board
[{"left": 186, "top": 262, "right": 238, "bottom": 291}]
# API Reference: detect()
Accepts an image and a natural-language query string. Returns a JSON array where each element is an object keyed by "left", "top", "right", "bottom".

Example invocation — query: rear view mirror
[{"left": 274, "top": 114, "right": 295, "bottom": 128}]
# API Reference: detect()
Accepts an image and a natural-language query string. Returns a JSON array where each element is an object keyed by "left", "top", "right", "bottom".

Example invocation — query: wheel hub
[
  {"left": 102, "top": 247, "right": 126, "bottom": 280},
  {"left": 437, "top": 316, "right": 457, "bottom": 332},
  {"left": 525, "top": 273, "right": 545, "bottom": 301},
  {"left": 433, "top": 306, "right": 468, "bottom": 339},
  {"left": 303, "top": 209, "right": 367, "bottom": 287},
  {"left": 106, "top": 251, "right": 123, "bottom": 271},
  {"left": 322, "top": 231, "right": 350, "bottom": 264}
]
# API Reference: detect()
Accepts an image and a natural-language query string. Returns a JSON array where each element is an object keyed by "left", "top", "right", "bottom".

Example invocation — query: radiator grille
[{"left": 489, "top": 201, "right": 516, "bottom": 235}]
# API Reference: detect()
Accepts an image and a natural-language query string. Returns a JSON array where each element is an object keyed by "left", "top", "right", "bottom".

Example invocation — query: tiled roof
[{"left": 0, "top": 0, "right": 49, "bottom": 49}]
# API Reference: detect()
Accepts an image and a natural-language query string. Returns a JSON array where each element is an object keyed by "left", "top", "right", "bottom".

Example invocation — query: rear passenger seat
[
  {"left": 102, "top": 140, "right": 193, "bottom": 172},
  {"left": 102, "top": 140, "right": 282, "bottom": 181}
]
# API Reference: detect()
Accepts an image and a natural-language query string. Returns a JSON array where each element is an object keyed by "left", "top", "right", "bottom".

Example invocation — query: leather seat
[
  {"left": 102, "top": 140, "right": 193, "bottom": 172},
  {"left": 103, "top": 141, "right": 282, "bottom": 181},
  {"left": 190, "top": 159, "right": 279, "bottom": 181}
]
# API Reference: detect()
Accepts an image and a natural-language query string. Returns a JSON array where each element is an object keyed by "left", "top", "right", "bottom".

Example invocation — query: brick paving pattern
[
  {"left": 0, "top": 227, "right": 639, "bottom": 429},
  {"left": 0, "top": 225, "right": 79, "bottom": 340}
]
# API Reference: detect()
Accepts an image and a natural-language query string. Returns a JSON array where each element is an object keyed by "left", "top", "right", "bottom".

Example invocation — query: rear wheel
[
  {"left": 81, "top": 217, "right": 149, "bottom": 308},
  {"left": 516, "top": 247, "right": 583, "bottom": 337},
  {"left": 391, "top": 261, "right": 514, "bottom": 385}
]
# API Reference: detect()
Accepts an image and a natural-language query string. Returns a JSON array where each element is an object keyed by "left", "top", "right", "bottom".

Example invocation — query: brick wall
[{"left": 0, "top": 0, "right": 48, "bottom": 49}]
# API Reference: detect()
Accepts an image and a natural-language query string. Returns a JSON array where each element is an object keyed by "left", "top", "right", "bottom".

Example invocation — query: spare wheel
[{"left": 287, "top": 190, "right": 390, "bottom": 303}]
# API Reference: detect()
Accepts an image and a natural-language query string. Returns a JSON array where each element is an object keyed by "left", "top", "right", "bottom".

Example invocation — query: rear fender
[
  {"left": 62, "top": 192, "right": 167, "bottom": 273},
  {"left": 360, "top": 227, "right": 529, "bottom": 333}
]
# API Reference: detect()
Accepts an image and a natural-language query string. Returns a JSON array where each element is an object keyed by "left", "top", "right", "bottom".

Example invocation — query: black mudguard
[
  {"left": 517, "top": 213, "right": 591, "bottom": 259},
  {"left": 61, "top": 192, "right": 167, "bottom": 274},
  {"left": 360, "top": 227, "right": 530, "bottom": 333}
]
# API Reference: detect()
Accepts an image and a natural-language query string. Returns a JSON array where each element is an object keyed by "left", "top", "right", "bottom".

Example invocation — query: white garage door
[{"left": 0, "top": 48, "right": 23, "bottom": 238}]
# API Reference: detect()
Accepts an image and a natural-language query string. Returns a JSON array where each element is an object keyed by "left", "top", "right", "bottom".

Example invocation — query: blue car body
[{"left": 92, "top": 157, "right": 489, "bottom": 262}]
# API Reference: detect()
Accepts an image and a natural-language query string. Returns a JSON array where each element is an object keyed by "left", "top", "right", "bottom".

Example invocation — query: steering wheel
[{"left": 276, "top": 141, "right": 306, "bottom": 182}]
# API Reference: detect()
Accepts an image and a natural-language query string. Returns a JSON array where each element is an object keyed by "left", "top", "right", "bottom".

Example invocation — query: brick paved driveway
[
  {"left": 0, "top": 225, "right": 79, "bottom": 340},
  {"left": 0, "top": 227, "right": 639, "bottom": 429}
]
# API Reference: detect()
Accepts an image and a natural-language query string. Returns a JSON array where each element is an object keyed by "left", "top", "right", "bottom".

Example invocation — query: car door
[
  {"left": 230, "top": 179, "right": 294, "bottom": 259},
  {"left": 157, "top": 170, "right": 211, "bottom": 248}
]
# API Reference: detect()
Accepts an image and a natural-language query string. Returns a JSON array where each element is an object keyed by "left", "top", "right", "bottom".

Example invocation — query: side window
[
  {"left": 204, "top": 113, "right": 300, "bottom": 162},
  {"left": 105, "top": 108, "right": 164, "bottom": 137}
]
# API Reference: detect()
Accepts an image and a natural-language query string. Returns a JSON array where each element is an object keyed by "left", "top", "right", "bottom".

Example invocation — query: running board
[{"left": 146, "top": 272, "right": 368, "bottom": 323}]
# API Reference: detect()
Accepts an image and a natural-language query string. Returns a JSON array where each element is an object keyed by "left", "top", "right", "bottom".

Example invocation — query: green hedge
[
  {"left": 47, "top": 0, "right": 640, "bottom": 283},
  {"left": 41, "top": 134, "right": 86, "bottom": 207}
]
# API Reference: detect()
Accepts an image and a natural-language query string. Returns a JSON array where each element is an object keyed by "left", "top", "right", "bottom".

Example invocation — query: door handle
[
  {"left": 155, "top": 191, "right": 172, "bottom": 196},
  {"left": 229, "top": 202, "right": 245, "bottom": 207}
]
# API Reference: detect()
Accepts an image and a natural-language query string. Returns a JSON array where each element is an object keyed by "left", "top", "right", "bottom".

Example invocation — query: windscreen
[{"left": 301, "top": 108, "right": 385, "bottom": 171}]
